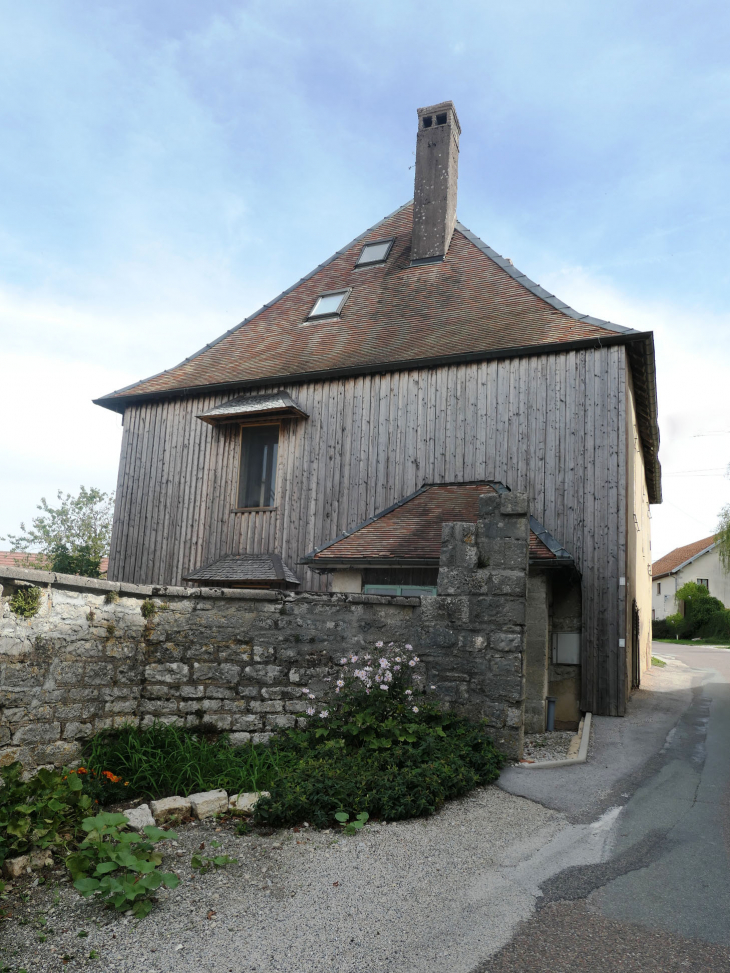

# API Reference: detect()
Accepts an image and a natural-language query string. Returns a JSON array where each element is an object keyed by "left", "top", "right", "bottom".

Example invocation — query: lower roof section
[{"left": 302, "top": 482, "right": 574, "bottom": 570}]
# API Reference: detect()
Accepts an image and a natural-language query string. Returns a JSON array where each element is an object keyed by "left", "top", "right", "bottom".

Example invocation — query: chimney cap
[{"left": 416, "top": 100, "right": 461, "bottom": 135}]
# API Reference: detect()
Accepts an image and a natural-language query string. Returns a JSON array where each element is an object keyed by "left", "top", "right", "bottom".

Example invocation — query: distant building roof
[
  {"left": 0, "top": 552, "right": 109, "bottom": 575},
  {"left": 652, "top": 536, "right": 716, "bottom": 579},
  {"left": 302, "top": 483, "right": 573, "bottom": 568},
  {"left": 184, "top": 553, "right": 300, "bottom": 589}
]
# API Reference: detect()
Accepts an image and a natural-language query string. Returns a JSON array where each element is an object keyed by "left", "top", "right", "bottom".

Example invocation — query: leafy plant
[
  {"left": 66, "top": 812, "right": 179, "bottom": 919},
  {"left": 335, "top": 810, "right": 369, "bottom": 834},
  {"left": 0, "top": 763, "right": 92, "bottom": 867},
  {"left": 140, "top": 600, "right": 157, "bottom": 620},
  {"left": 9, "top": 587, "right": 41, "bottom": 619},
  {"left": 190, "top": 840, "right": 237, "bottom": 875}
]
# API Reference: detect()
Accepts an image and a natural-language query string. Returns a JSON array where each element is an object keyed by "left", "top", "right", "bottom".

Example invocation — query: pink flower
[
  {"left": 412, "top": 706, "right": 419, "bottom": 713},
  {"left": 340, "top": 658, "right": 348, "bottom": 665},
  {"left": 405, "top": 644, "right": 413, "bottom": 650},
  {"left": 405, "top": 689, "right": 413, "bottom": 696},
  {"left": 431, "top": 685, "right": 436, "bottom": 690},
  {"left": 306, "top": 706, "right": 315, "bottom": 716},
  {"left": 409, "top": 660, "right": 416, "bottom": 667},
  {"left": 375, "top": 641, "right": 384, "bottom": 648},
  {"left": 350, "top": 655, "right": 358, "bottom": 663},
  {"left": 379, "top": 684, "right": 388, "bottom": 691},
  {"left": 394, "top": 665, "right": 400, "bottom": 671},
  {"left": 319, "top": 710, "right": 329, "bottom": 718}
]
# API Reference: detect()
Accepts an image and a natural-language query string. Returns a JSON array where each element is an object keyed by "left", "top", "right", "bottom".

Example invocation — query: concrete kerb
[{"left": 515, "top": 712, "right": 592, "bottom": 770}]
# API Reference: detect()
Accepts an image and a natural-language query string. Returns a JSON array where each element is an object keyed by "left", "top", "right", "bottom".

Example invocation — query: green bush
[
  {"left": 697, "top": 610, "right": 730, "bottom": 640},
  {"left": 254, "top": 719, "right": 505, "bottom": 828}
]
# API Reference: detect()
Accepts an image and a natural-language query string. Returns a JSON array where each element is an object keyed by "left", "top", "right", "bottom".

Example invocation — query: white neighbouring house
[{"left": 652, "top": 535, "right": 729, "bottom": 620}]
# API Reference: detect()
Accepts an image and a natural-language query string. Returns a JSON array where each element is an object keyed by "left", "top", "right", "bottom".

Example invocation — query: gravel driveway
[{"left": 2, "top": 786, "right": 566, "bottom": 973}]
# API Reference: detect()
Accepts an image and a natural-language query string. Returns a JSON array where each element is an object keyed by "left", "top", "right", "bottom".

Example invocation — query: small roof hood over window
[{"left": 197, "top": 391, "right": 308, "bottom": 426}]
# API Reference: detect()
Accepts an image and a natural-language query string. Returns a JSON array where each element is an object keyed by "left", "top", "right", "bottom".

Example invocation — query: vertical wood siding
[{"left": 108, "top": 345, "right": 628, "bottom": 715}]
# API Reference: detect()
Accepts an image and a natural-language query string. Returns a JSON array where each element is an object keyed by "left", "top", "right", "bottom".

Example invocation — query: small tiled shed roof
[
  {"left": 301, "top": 483, "right": 573, "bottom": 568},
  {"left": 652, "top": 536, "right": 716, "bottom": 579},
  {"left": 197, "top": 391, "right": 308, "bottom": 426},
  {"left": 184, "top": 553, "right": 300, "bottom": 588}
]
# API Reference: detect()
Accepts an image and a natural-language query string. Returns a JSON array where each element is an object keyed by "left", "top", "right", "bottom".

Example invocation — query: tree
[
  {"left": 674, "top": 580, "right": 725, "bottom": 637},
  {"left": 717, "top": 503, "right": 730, "bottom": 573},
  {"left": 2, "top": 487, "right": 115, "bottom": 577}
]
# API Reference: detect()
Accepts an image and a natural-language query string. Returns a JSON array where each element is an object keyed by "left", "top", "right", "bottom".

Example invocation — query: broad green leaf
[
  {"left": 73, "top": 877, "right": 100, "bottom": 895},
  {"left": 334, "top": 812, "right": 349, "bottom": 823},
  {"left": 133, "top": 899, "right": 153, "bottom": 919},
  {"left": 139, "top": 871, "right": 162, "bottom": 890},
  {"left": 93, "top": 861, "right": 119, "bottom": 875},
  {"left": 66, "top": 775, "right": 83, "bottom": 792},
  {"left": 142, "top": 826, "right": 175, "bottom": 842},
  {"left": 161, "top": 872, "right": 180, "bottom": 889}
]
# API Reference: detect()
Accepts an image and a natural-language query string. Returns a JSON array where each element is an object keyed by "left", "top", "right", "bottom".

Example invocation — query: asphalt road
[{"left": 480, "top": 643, "right": 730, "bottom": 972}]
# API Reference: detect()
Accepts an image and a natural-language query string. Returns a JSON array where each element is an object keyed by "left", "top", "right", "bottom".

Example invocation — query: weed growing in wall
[
  {"left": 140, "top": 599, "right": 157, "bottom": 620},
  {"left": 9, "top": 586, "right": 41, "bottom": 619}
]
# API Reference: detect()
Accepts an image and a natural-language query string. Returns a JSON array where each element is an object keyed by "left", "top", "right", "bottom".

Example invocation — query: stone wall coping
[{"left": 0, "top": 565, "right": 420, "bottom": 607}]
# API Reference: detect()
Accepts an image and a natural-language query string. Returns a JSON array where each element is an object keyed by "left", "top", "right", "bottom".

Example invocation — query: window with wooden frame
[{"left": 237, "top": 424, "right": 279, "bottom": 509}]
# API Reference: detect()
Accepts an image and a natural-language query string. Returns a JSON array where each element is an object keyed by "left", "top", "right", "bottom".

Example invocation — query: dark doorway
[{"left": 631, "top": 599, "right": 641, "bottom": 690}]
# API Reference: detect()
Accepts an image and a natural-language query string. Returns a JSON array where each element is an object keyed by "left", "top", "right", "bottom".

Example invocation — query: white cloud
[{"left": 0, "top": 351, "right": 127, "bottom": 541}]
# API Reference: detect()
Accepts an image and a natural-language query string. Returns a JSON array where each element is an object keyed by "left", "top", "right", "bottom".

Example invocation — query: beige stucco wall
[
  {"left": 626, "top": 372, "right": 653, "bottom": 683},
  {"left": 652, "top": 545, "right": 729, "bottom": 620}
]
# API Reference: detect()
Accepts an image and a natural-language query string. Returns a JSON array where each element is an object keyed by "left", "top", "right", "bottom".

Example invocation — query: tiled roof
[
  {"left": 184, "top": 553, "right": 300, "bottom": 587},
  {"left": 197, "top": 391, "right": 307, "bottom": 426},
  {"left": 302, "top": 483, "right": 573, "bottom": 567},
  {"left": 652, "top": 536, "right": 716, "bottom": 579},
  {"left": 95, "top": 203, "right": 636, "bottom": 409},
  {"left": 0, "top": 552, "right": 109, "bottom": 574}
]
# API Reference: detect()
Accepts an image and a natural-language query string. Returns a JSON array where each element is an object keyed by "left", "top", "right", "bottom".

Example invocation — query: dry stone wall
[{"left": 0, "top": 493, "right": 528, "bottom": 769}]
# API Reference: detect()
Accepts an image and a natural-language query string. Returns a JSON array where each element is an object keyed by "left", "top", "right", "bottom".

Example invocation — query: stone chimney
[{"left": 411, "top": 101, "right": 461, "bottom": 264}]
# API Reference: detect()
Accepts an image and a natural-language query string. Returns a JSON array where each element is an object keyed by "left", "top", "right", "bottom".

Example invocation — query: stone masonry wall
[{"left": 0, "top": 493, "right": 527, "bottom": 769}]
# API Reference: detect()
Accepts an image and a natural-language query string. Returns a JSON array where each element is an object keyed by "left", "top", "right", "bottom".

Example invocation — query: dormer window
[
  {"left": 307, "top": 289, "right": 351, "bottom": 320},
  {"left": 356, "top": 238, "right": 394, "bottom": 267}
]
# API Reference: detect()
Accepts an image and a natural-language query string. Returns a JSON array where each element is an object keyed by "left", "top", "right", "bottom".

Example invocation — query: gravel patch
[
  {"left": 0, "top": 787, "right": 565, "bottom": 973},
  {"left": 521, "top": 731, "right": 576, "bottom": 762}
]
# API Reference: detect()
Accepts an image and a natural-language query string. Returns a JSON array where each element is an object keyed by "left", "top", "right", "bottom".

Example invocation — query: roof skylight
[
  {"left": 356, "top": 238, "right": 394, "bottom": 267},
  {"left": 307, "top": 289, "right": 350, "bottom": 319}
]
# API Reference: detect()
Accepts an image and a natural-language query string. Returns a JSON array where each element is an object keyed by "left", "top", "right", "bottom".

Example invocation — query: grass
[
  {"left": 651, "top": 656, "right": 666, "bottom": 667},
  {"left": 84, "top": 723, "right": 292, "bottom": 800},
  {"left": 653, "top": 638, "right": 730, "bottom": 647}
]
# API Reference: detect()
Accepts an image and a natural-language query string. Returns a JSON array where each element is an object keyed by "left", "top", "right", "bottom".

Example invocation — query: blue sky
[{"left": 1, "top": 0, "right": 729, "bottom": 560}]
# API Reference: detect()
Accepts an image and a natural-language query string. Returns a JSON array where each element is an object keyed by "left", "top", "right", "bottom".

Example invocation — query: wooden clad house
[{"left": 95, "top": 101, "right": 661, "bottom": 718}]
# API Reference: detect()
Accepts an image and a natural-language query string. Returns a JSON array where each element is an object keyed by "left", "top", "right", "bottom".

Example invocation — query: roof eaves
[
  {"left": 454, "top": 221, "right": 637, "bottom": 336},
  {"left": 94, "top": 201, "right": 415, "bottom": 408},
  {"left": 529, "top": 516, "right": 574, "bottom": 562}
]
